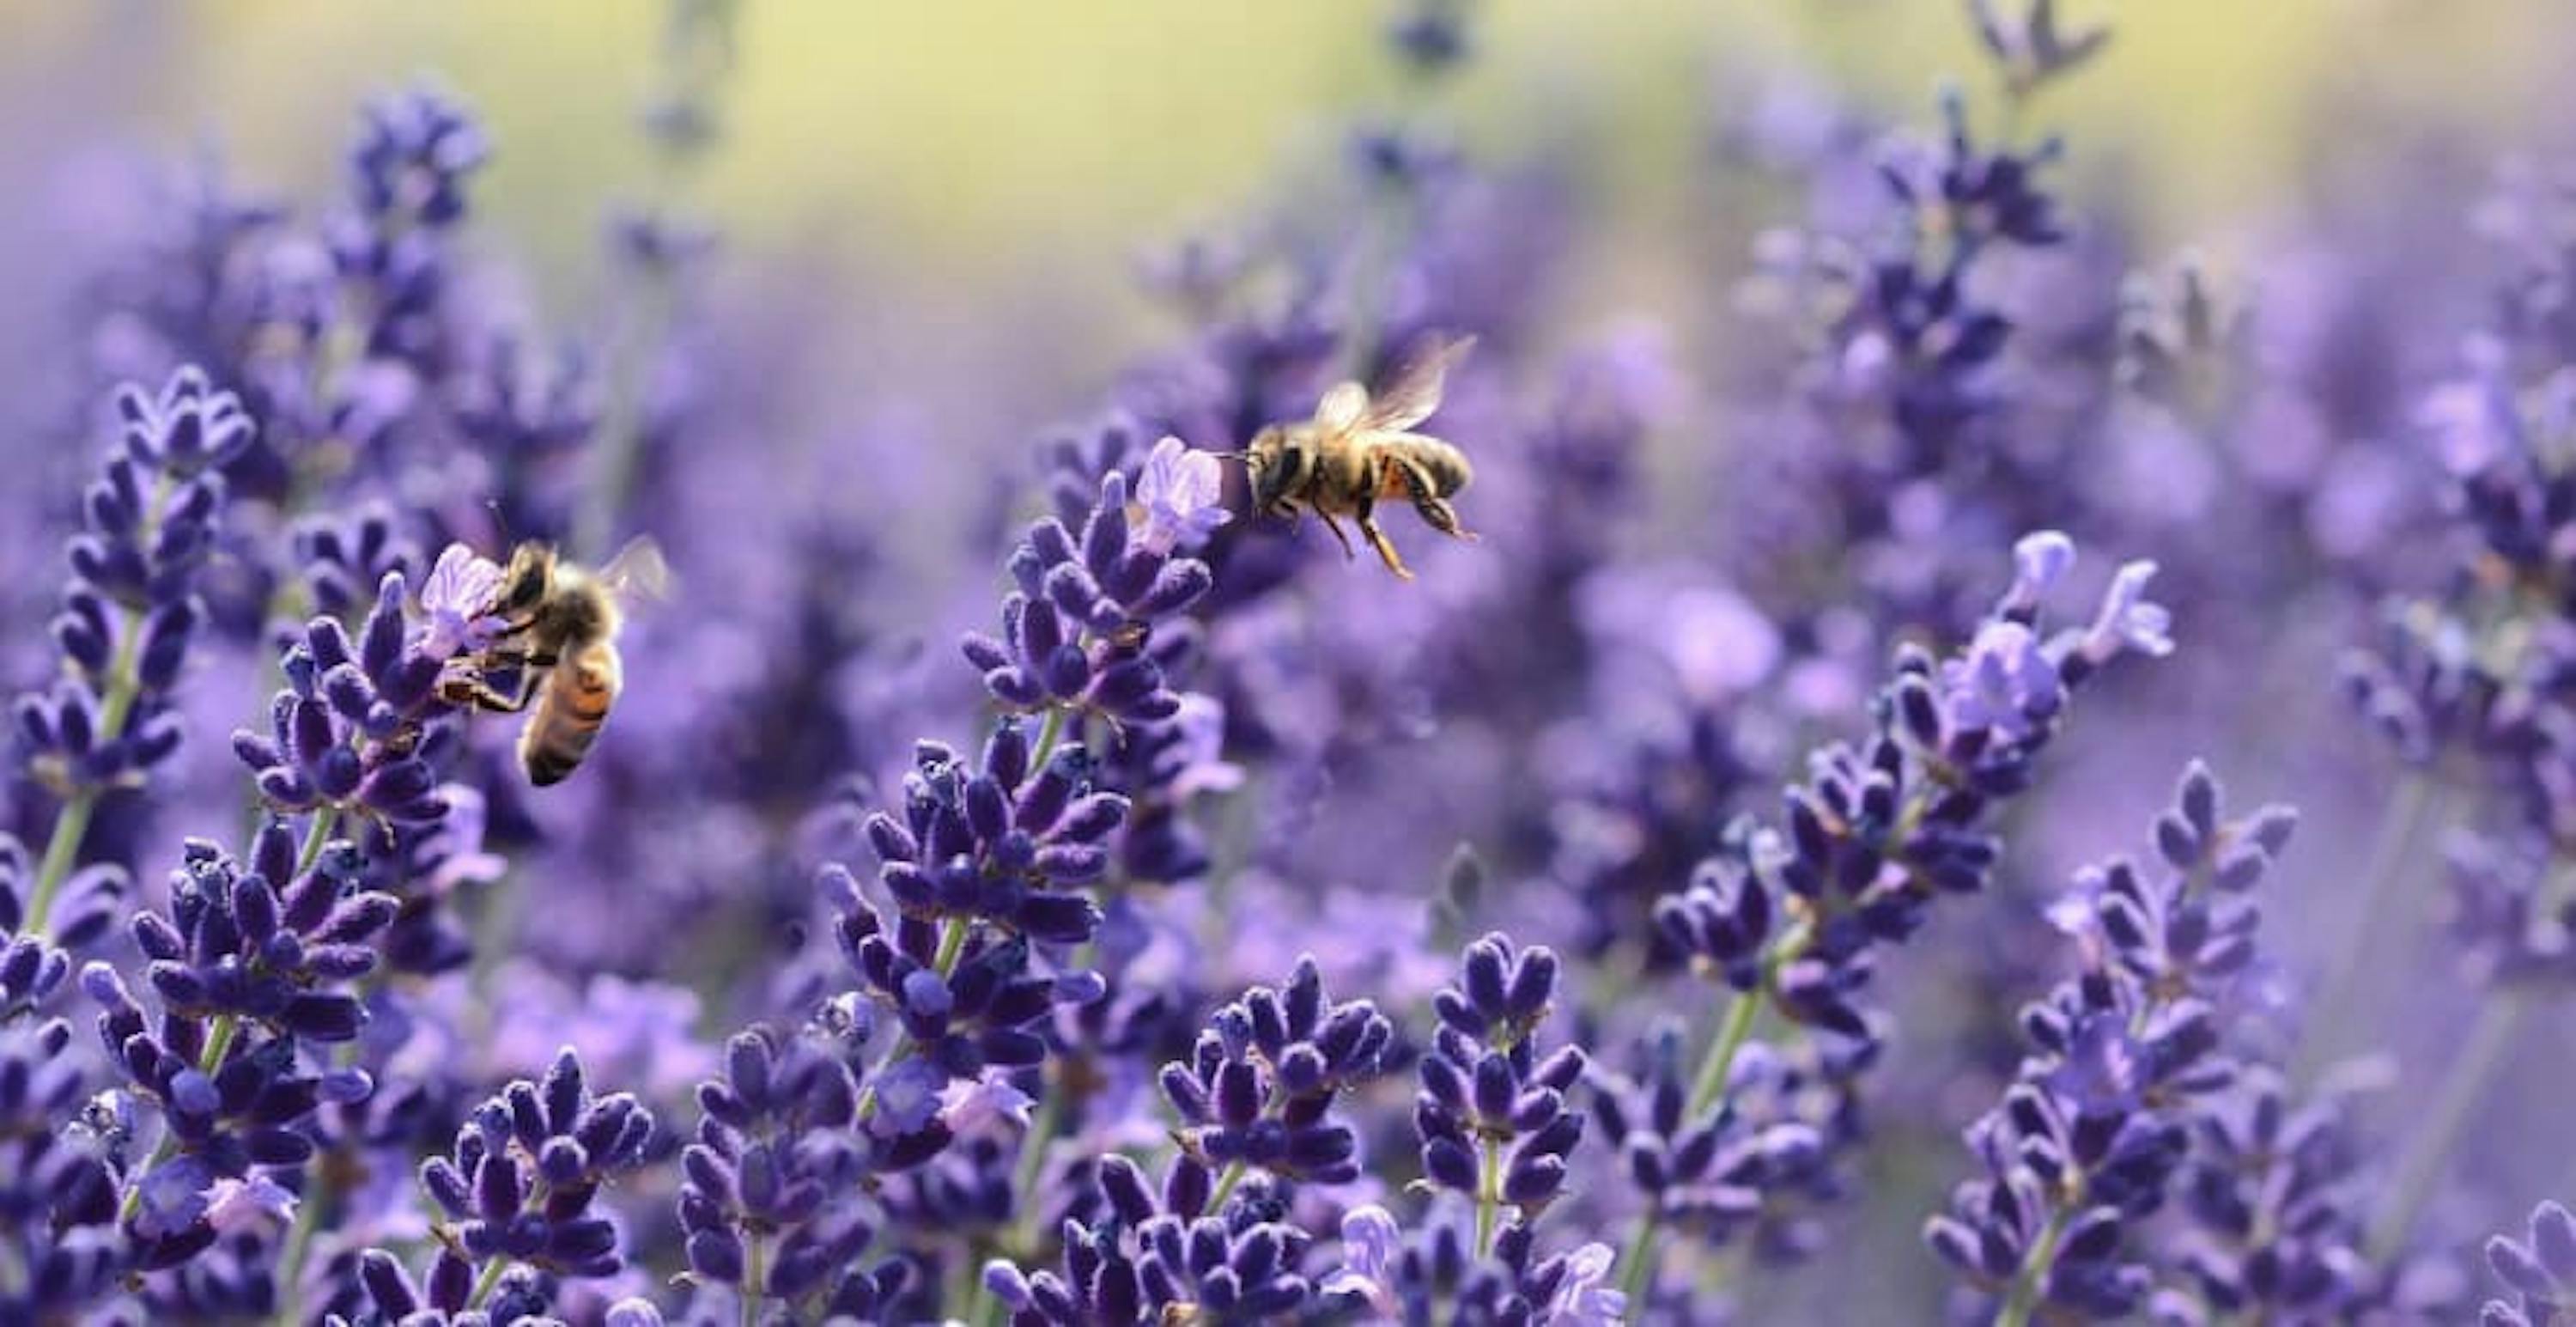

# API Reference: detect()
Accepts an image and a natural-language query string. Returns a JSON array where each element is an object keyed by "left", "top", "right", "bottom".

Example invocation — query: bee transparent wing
[
  {"left": 1358, "top": 333, "right": 1477, "bottom": 433},
  {"left": 597, "top": 536, "right": 673, "bottom": 608},
  {"left": 1314, "top": 381, "right": 1371, "bottom": 435}
]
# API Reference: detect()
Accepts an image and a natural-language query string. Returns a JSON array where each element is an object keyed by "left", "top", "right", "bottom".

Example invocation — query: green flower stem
[
  {"left": 1686, "top": 979, "right": 1769, "bottom": 1118},
  {"left": 1029, "top": 705, "right": 1069, "bottom": 773},
  {"left": 22, "top": 785, "right": 105, "bottom": 944},
  {"left": 1994, "top": 1204, "right": 2073, "bottom": 1327},
  {"left": 296, "top": 807, "right": 341, "bottom": 874},
  {"left": 23, "top": 477, "right": 177, "bottom": 941},
  {"left": 1206, "top": 1160, "right": 1248, "bottom": 1213},
  {"left": 2366, "top": 986, "right": 2530, "bottom": 1260},
  {"left": 741, "top": 1232, "right": 769, "bottom": 1327},
  {"left": 1473, "top": 1135, "right": 1504, "bottom": 1258},
  {"left": 1619, "top": 971, "right": 1771, "bottom": 1305},
  {"left": 465, "top": 1247, "right": 512, "bottom": 1309},
  {"left": 2363, "top": 852, "right": 2576, "bottom": 1257},
  {"left": 2297, "top": 772, "right": 2440, "bottom": 1081}
]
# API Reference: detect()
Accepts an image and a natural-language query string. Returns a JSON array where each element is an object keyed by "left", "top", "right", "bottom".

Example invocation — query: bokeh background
[
  {"left": 9, "top": 0, "right": 2573, "bottom": 435},
  {"left": 6, "top": 0, "right": 2573, "bottom": 606},
  {"left": 0, "top": 0, "right": 2555, "bottom": 611}
]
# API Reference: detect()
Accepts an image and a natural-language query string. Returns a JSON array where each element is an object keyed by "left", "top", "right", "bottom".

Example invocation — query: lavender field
[{"left": 7, "top": 2, "right": 2576, "bottom": 1323}]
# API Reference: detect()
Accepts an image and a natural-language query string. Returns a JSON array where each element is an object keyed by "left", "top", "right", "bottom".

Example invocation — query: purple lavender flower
[
  {"left": 860, "top": 727, "right": 1120, "bottom": 946},
  {"left": 129, "top": 826, "right": 397, "bottom": 1044},
  {"left": 983, "top": 1154, "right": 1317, "bottom": 1325},
  {"left": 229, "top": 569, "right": 466, "bottom": 829},
  {"left": 1319, "top": 1202, "right": 1405, "bottom": 1316},
  {"left": 1317, "top": 1204, "right": 1630, "bottom": 1326},
  {"left": 1107, "top": 691, "right": 1242, "bottom": 887},
  {"left": 0, "top": 836, "right": 111, "bottom": 1011},
  {"left": 1720, "top": 534, "right": 2166, "bottom": 1038},
  {"left": 1938, "top": 620, "right": 2063, "bottom": 743},
  {"left": 2483, "top": 1201, "right": 2576, "bottom": 1327},
  {"left": 331, "top": 87, "right": 489, "bottom": 374},
  {"left": 963, "top": 468, "right": 1215, "bottom": 727},
  {"left": 451, "top": 337, "right": 599, "bottom": 542},
  {"left": 2340, "top": 207, "right": 2576, "bottom": 831},
  {"left": 0, "top": 1020, "right": 125, "bottom": 1320},
  {"left": 79, "top": 947, "right": 373, "bottom": 1269},
  {"left": 1968, "top": 0, "right": 2112, "bottom": 96},
  {"left": 417, "top": 543, "right": 507, "bottom": 660},
  {"left": 1290, "top": 931, "right": 1627, "bottom": 1324},
  {"left": 1998, "top": 529, "right": 2077, "bottom": 617},
  {"left": 677, "top": 1025, "right": 912, "bottom": 1318},
  {"left": 1158, "top": 955, "right": 1393, "bottom": 1189},
  {"left": 292, "top": 503, "right": 421, "bottom": 626},
  {"left": 1415, "top": 934, "right": 1586, "bottom": 1227},
  {"left": 2076, "top": 559, "right": 2176, "bottom": 667},
  {"left": 1589, "top": 1025, "right": 1832, "bottom": 1268},
  {"left": 12, "top": 368, "right": 253, "bottom": 941},
  {"left": 347, "top": 85, "right": 489, "bottom": 228},
  {"left": 1387, "top": 0, "right": 1475, "bottom": 76},
  {"left": 1133, "top": 436, "right": 1232, "bottom": 556},
  {"left": 2164, "top": 1069, "right": 2371, "bottom": 1321},
  {"left": 820, "top": 860, "right": 1094, "bottom": 1162},
  {"left": 1617, "top": 533, "right": 2171, "bottom": 1306},
  {"left": 1925, "top": 762, "right": 2301, "bottom": 1322},
  {"left": 399, "top": 1049, "right": 654, "bottom": 1303}
]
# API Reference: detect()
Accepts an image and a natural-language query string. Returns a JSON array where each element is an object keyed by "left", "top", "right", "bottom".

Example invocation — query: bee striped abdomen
[
  {"left": 519, "top": 646, "right": 623, "bottom": 787},
  {"left": 1375, "top": 441, "right": 1472, "bottom": 499},
  {"left": 1376, "top": 443, "right": 1477, "bottom": 545}
]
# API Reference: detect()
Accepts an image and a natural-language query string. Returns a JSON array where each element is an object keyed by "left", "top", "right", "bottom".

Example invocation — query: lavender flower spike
[
  {"left": 1320, "top": 1204, "right": 1406, "bottom": 1318},
  {"left": 2483, "top": 1201, "right": 2576, "bottom": 1327},
  {"left": 2075, "top": 560, "right": 2174, "bottom": 667},
  {"left": 2000, "top": 529, "right": 2077, "bottom": 617}
]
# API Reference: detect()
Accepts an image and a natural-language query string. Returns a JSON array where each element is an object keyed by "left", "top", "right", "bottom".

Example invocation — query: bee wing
[
  {"left": 597, "top": 536, "right": 673, "bottom": 608},
  {"left": 1314, "top": 381, "right": 1370, "bottom": 435},
  {"left": 1358, "top": 333, "right": 1477, "bottom": 433}
]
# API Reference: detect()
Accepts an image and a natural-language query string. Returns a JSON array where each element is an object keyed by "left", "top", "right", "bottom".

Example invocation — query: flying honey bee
[
  {"left": 446, "top": 538, "right": 668, "bottom": 786},
  {"left": 1242, "top": 334, "right": 1478, "bottom": 580}
]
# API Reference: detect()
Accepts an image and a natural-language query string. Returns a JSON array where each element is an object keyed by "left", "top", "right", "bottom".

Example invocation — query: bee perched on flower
[{"left": 427, "top": 538, "right": 669, "bottom": 786}]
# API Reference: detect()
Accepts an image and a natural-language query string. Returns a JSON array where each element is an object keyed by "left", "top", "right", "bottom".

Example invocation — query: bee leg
[
  {"left": 440, "top": 673, "right": 537, "bottom": 714},
  {"left": 477, "top": 639, "right": 560, "bottom": 670},
  {"left": 1396, "top": 456, "right": 1478, "bottom": 543},
  {"left": 1354, "top": 499, "right": 1415, "bottom": 581},
  {"left": 1314, "top": 511, "right": 1359, "bottom": 562},
  {"left": 1413, "top": 495, "right": 1475, "bottom": 542}
]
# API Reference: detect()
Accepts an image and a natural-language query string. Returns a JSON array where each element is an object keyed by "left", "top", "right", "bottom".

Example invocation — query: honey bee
[
  {"left": 447, "top": 538, "right": 669, "bottom": 786},
  {"left": 1242, "top": 334, "right": 1478, "bottom": 580}
]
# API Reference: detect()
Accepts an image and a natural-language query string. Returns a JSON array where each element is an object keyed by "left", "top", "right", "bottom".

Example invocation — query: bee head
[
  {"left": 498, "top": 542, "right": 558, "bottom": 617},
  {"left": 1244, "top": 429, "right": 1306, "bottom": 514}
]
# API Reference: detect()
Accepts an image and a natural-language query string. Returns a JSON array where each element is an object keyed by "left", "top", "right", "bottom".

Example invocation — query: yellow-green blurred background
[{"left": 5, "top": 0, "right": 2572, "bottom": 406}]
